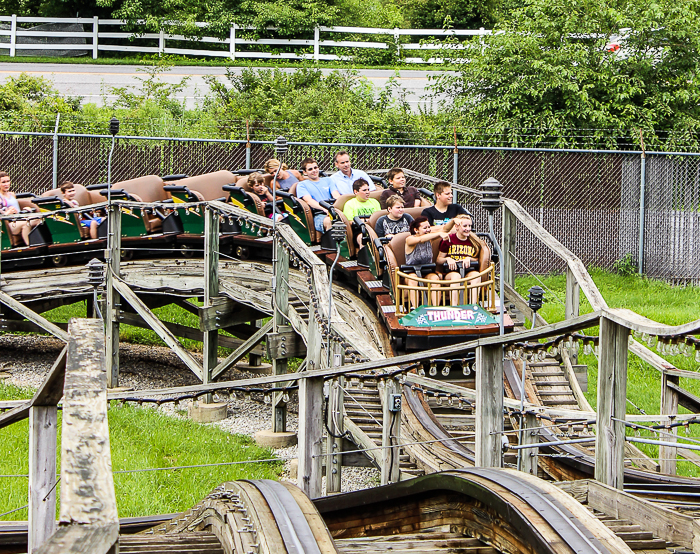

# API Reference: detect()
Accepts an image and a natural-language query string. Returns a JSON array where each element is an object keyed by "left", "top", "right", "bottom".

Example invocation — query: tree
[{"left": 431, "top": 0, "right": 700, "bottom": 149}]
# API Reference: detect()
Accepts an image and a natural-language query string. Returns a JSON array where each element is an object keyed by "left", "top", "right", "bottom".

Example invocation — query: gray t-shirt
[{"left": 375, "top": 213, "right": 414, "bottom": 238}]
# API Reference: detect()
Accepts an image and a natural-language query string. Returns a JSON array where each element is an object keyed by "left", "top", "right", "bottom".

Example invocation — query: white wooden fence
[{"left": 0, "top": 15, "right": 487, "bottom": 63}]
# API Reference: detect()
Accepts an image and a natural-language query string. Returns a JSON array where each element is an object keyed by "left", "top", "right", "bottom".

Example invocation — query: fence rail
[
  {"left": 0, "top": 129, "right": 698, "bottom": 281},
  {"left": 0, "top": 15, "right": 487, "bottom": 63}
]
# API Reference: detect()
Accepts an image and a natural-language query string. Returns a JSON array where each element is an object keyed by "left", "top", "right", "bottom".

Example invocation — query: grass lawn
[
  {"left": 515, "top": 268, "right": 700, "bottom": 477},
  {"left": 0, "top": 382, "right": 282, "bottom": 520}
]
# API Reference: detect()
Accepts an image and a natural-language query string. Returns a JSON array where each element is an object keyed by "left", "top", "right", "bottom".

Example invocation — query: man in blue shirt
[
  {"left": 297, "top": 158, "right": 333, "bottom": 232},
  {"left": 329, "top": 150, "right": 376, "bottom": 198}
]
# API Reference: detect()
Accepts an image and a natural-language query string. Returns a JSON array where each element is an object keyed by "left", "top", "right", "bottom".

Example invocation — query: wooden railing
[{"left": 393, "top": 263, "right": 496, "bottom": 313}]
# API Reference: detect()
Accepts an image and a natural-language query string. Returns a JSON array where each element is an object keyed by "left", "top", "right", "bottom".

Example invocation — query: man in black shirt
[{"left": 421, "top": 181, "right": 470, "bottom": 232}]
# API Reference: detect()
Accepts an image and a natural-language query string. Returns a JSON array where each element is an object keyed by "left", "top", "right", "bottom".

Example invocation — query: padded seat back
[
  {"left": 172, "top": 171, "right": 238, "bottom": 201},
  {"left": 111, "top": 175, "right": 168, "bottom": 233},
  {"left": 40, "top": 184, "right": 94, "bottom": 239}
]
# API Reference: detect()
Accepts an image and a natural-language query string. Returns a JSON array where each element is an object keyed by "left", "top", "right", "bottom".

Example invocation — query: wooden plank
[
  {"left": 503, "top": 198, "right": 608, "bottom": 310},
  {"left": 203, "top": 207, "right": 219, "bottom": 403},
  {"left": 659, "top": 373, "right": 679, "bottom": 475},
  {"left": 561, "top": 349, "right": 593, "bottom": 412},
  {"left": 211, "top": 319, "right": 273, "bottom": 379},
  {"left": 28, "top": 405, "right": 58, "bottom": 552},
  {"left": 34, "top": 523, "right": 119, "bottom": 554},
  {"left": 501, "top": 205, "right": 516, "bottom": 290},
  {"left": 112, "top": 277, "right": 203, "bottom": 380},
  {"left": 105, "top": 204, "right": 121, "bottom": 388},
  {"left": 475, "top": 343, "right": 503, "bottom": 468},
  {"left": 198, "top": 298, "right": 266, "bottom": 332},
  {"left": 520, "top": 411, "right": 538, "bottom": 476},
  {"left": 272, "top": 240, "right": 290, "bottom": 433},
  {"left": 0, "top": 289, "right": 69, "bottom": 342},
  {"left": 118, "top": 312, "right": 264, "bottom": 355},
  {"left": 0, "top": 347, "right": 66, "bottom": 430},
  {"left": 381, "top": 378, "right": 400, "bottom": 485},
  {"left": 595, "top": 316, "right": 629, "bottom": 489},
  {"left": 266, "top": 328, "right": 306, "bottom": 359},
  {"left": 60, "top": 319, "right": 118, "bottom": 525},
  {"left": 588, "top": 480, "right": 694, "bottom": 549},
  {"left": 326, "top": 350, "right": 345, "bottom": 493}
]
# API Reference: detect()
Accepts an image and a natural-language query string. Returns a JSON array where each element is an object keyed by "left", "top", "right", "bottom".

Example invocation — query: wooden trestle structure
[{"left": 3, "top": 196, "right": 700, "bottom": 552}]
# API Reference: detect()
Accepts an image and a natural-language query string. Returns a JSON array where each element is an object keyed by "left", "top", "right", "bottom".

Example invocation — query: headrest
[
  {"left": 112, "top": 175, "right": 168, "bottom": 202},
  {"left": 169, "top": 170, "right": 239, "bottom": 201}
]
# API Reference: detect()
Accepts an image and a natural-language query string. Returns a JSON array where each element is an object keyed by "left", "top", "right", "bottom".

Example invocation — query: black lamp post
[
  {"left": 527, "top": 285, "right": 544, "bottom": 329},
  {"left": 271, "top": 136, "right": 288, "bottom": 336},
  {"left": 106, "top": 117, "right": 119, "bottom": 265},
  {"left": 480, "top": 177, "right": 504, "bottom": 335}
]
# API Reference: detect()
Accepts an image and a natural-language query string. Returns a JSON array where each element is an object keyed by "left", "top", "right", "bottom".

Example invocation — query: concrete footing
[
  {"left": 254, "top": 429, "right": 297, "bottom": 448},
  {"left": 236, "top": 362, "right": 273, "bottom": 374},
  {"left": 188, "top": 401, "right": 228, "bottom": 423}
]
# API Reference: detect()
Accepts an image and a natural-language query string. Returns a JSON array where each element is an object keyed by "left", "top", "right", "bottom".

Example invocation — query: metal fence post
[
  {"left": 638, "top": 150, "right": 646, "bottom": 275},
  {"left": 245, "top": 121, "right": 251, "bottom": 169},
  {"left": 10, "top": 14, "right": 16, "bottom": 57},
  {"left": 52, "top": 114, "right": 60, "bottom": 189}
]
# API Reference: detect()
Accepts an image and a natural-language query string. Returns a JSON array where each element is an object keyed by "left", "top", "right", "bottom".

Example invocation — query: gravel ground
[{"left": 0, "top": 333, "right": 380, "bottom": 495}]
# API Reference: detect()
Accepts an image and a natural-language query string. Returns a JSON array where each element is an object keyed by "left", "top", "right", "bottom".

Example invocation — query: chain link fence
[{"left": 1, "top": 130, "right": 698, "bottom": 282}]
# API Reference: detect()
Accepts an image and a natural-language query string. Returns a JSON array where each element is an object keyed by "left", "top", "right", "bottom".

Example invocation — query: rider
[{"left": 436, "top": 214, "right": 482, "bottom": 305}]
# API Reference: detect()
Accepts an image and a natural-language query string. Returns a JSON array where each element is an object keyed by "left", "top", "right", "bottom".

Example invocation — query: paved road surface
[{"left": 0, "top": 63, "right": 444, "bottom": 109}]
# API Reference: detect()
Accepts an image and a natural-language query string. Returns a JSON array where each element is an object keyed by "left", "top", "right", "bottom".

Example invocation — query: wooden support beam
[
  {"left": 565, "top": 267, "right": 580, "bottom": 321},
  {"left": 0, "top": 348, "right": 66, "bottom": 430},
  {"left": 326, "top": 346, "right": 345, "bottom": 494},
  {"left": 595, "top": 316, "right": 630, "bottom": 489},
  {"left": 28, "top": 405, "right": 58, "bottom": 552},
  {"left": 105, "top": 204, "right": 121, "bottom": 388},
  {"left": 273, "top": 240, "right": 289, "bottom": 433},
  {"left": 381, "top": 377, "right": 401, "bottom": 485},
  {"left": 0, "top": 289, "right": 68, "bottom": 342},
  {"left": 34, "top": 523, "right": 119, "bottom": 554},
  {"left": 211, "top": 319, "right": 273, "bottom": 379},
  {"left": 660, "top": 372, "right": 679, "bottom": 475},
  {"left": 118, "top": 312, "right": 264, "bottom": 355},
  {"left": 203, "top": 207, "right": 219, "bottom": 403},
  {"left": 266, "top": 328, "right": 305, "bottom": 359},
  {"left": 197, "top": 298, "right": 266, "bottom": 332},
  {"left": 298, "top": 319, "right": 324, "bottom": 499},
  {"left": 520, "top": 412, "right": 538, "bottom": 476},
  {"left": 475, "top": 343, "right": 503, "bottom": 468},
  {"left": 501, "top": 205, "right": 516, "bottom": 290},
  {"left": 112, "top": 277, "right": 203, "bottom": 380},
  {"left": 60, "top": 319, "right": 118, "bottom": 525}
]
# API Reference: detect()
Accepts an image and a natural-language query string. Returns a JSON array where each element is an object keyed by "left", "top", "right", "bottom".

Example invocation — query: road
[{"left": 0, "top": 63, "right": 443, "bottom": 109}]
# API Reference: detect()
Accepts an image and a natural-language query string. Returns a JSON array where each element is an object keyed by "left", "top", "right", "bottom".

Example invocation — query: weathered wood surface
[
  {"left": 0, "top": 347, "right": 66, "bottom": 429},
  {"left": 105, "top": 204, "right": 122, "bottom": 388},
  {"left": 211, "top": 319, "right": 273, "bottom": 379},
  {"left": 112, "top": 277, "right": 203, "bottom": 379},
  {"left": 0, "top": 288, "right": 69, "bottom": 341},
  {"left": 475, "top": 343, "right": 503, "bottom": 468},
  {"left": 28, "top": 405, "right": 58, "bottom": 552},
  {"left": 582, "top": 480, "right": 694, "bottom": 549},
  {"left": 59, "top": 319, "right": 118, "bottom": 526},
  {"left": 595, "top": 317, "right": 630, "bottom": 490},
  {"left": 34, "top": 523, "right": 118, "bottom": 554},
  {"left": 659, "top": 372, "right": 679, "bottom": 475},
  {"left": 381, "top": 378, "right": 401, "bottom": 485}
]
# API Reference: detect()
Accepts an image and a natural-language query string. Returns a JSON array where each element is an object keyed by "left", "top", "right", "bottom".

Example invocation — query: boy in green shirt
[{"left": 343, "top": 179, "right": 381, "bottom": 250}]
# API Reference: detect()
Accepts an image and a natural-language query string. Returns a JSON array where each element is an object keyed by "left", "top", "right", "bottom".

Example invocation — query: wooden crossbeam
[
  {"left": 111, "top": 277, "right": 203, "bottom": 380},
  {"left": 0, "top": 289, "right": 69, "bottom": 342},
  {"left": 211, "top": 319, "right": 273, "bottom": 379}
]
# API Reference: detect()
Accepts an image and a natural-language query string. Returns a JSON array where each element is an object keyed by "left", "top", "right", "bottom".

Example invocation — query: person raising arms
[
  {"left": 404, "top": 216, "right": 448, "bottom": 307},
  {"left": 436, "top": 214, "right": 483, "bottom": 305}
]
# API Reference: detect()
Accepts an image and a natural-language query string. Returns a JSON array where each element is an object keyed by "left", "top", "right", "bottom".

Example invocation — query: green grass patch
[
  {"left": 515, "top": 269, "right": 700, "bottom": 476},
  {"left": 0, "top": 383, "right": 282, "bottom": 520}
]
